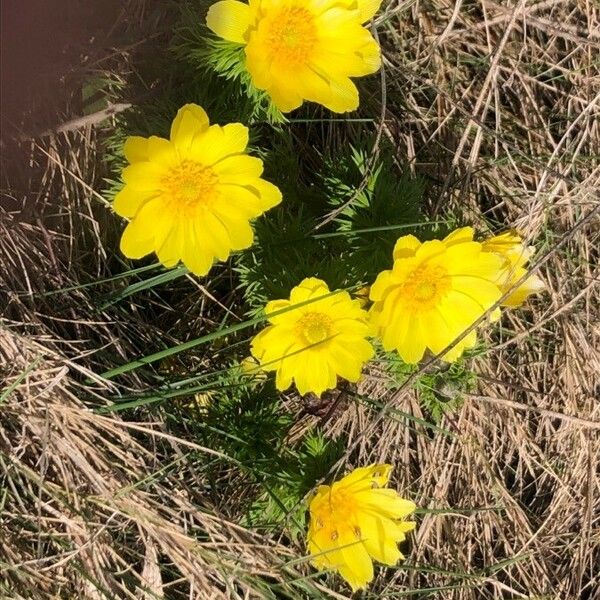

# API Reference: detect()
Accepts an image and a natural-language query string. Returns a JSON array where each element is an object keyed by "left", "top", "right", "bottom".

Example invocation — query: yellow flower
[
  {"left": 250, "top": 278, "right": 374, "bottom": 396},
  {"left": 307, "top": 464, "right": 416, "bottom": 591},
  {"left": 206, "top": 0, "right": 382, "bottom": 113},
  {"left": 113, "top": 104, "right": 282, "bottom": 275},
  {"left": 369, "top": 228, "right": 505, "bottom": 363},
  {"left": 482, "top": 230, "right": 545, "bottom": 307}
]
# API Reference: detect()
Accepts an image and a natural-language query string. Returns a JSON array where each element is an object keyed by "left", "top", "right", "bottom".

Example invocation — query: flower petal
[
  {"left": 357, "top": 0, "right": 383, "bottom": 22},
  {"left": 359, "top": 513, "right": 402, "bottom": 565},
  {"left": 443, "top": 226, "right": 474, "bottom": 246},
  {"left": 123, "top": 136, "right": 149, "bottom": 163},
  {"left": 212, "top": 209, "right": 254, "bottom": 250},
  {"left": 112, "top": 186, "right": 157, "bottom": 218},
  {"left": 337, "top": 529, "right": 374, "bottom": 591},
  {"left": 189, "top": 123, "right": 250, "bottom": 165},
  {"left": 397, "top": 314, "right": 427, "bottom": 363},
  {"left": 356, "top": 488, "right": 417, "bottom": 520},
  {"left": 339, "top": 464, "right": 393, "bottom": 490},
  {"left": 119, "top": 198, "right": 173, "bottom": 260},
  {"left": 156, "top": 221, "right": 185, "bottom": 268},
  {"left": 213, "top": 155, "right": 264, "bottom": 182},
  {"left": 181, "top": 220, "right": 215, "bottom": 276},
  {"left": 206, "top": 0, "right": 252, "bottom": 43},
  {"left": 122, "top": 162, "right": 165, "bottom": 191},
  {"left": 393, "top": 234, "right": 421, "bottom": 260},
  {"left": 170, "top": 104, "right": 210, "bottom": 152}
]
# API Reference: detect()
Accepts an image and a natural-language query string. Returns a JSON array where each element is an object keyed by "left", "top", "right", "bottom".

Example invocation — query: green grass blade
[
  {"left": 98, "top": 265, "right": 189, "bottom": 309},
  {"left": 1, "top": 357, "right": 43, "bottom": 405},
  {"left": 312, "top": 220, "right": 450, "bottom": 240},
  {"left": 36, "top": 263, "right": 161, "bottom": 297}
]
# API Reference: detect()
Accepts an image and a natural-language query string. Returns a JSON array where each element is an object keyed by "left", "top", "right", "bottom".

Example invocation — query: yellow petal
[
  {"left": 250, "top": 326, "right": 277, "bottom": 364},
  {"left": 503, "top": 273, "right": 545, "bottom": 307},
  {"left": 122, "top": 162, "right": 165, "bottom": 190},
  {"left": 313, "top": 28, "right": 380, "bottom": 77},
  {"left": 181, "top": 220, "right": 215, "bottom": 276},
  {"left": 213, "top": 155, "right": 264, "bottom": 183},
  {"left": 147, "top": 135, "right": 179, "bottom": 166},
  {"left": 421, "top": 308, "right": 455, "bottom": 356},
  {"left": 123, "top": 136, "right": 149, "bottom": 163},
  {"left": 379, "top": 300, "right": 410, "bottom": 351},
  {"left": 274, "top": 347, "right": 301, "bottom": 390},
  {"left": 415, "top": 239, "right": 446, "bottom": 263},
  {"left": 356, "top": 488, "right": 416, "bottom": 520},
  {"left": 264, "top": 299, "right": 292, "bottom": 325},
  {"left": 357, "top": 0, "right": 383, "bottom": 22},
  {"left": 212, "top": 209, "right": 254, "bottom": 250},
  {"left": 296, "top": 67, "right": 332, "bottom": 108},
  {"left": 290, "top": 277, "right": 330, "bottom": 304},
  {"left": 292, "top": 350, "right": 314, "bottom": 396},
  {"left": 397, "top": 314, "right": 427, "bottom": 364},
  {"left": 327, "top": 341, "right": 369, "bottom": 381},
  {"left": 120, "top": 221, "right": 154, "bottom": 260},
  {"left": 339, "top": 464, "right": 393, "bottom": 490},
  {"left": 119, "top": 198, "right": 173, "bottom": 259},
  {"left": 243, "top": 178, "right": 282, "bottom": 210},
  {"left": 206, "top": 0, "right": 252, "bottom": 43},
  {"left": 443, "top": 226, "right": 475, "bottom": 246},
  {"left": 202, "top": 211, "right": 233, "bottom": 260},
  {"left": 216, "top": 185, "right": 266, "bottom": 219},
  {"left": 445, "top": 242, "right": 504, "bottom": 279},
  {"left": 156, "top": 221, "right": 185, "bottom": 268},
  {"left": 441, "top": 329, "right": 477, "bottom": 362},
  {"left": 267, "top": 80, "right": 305, "bottom": 113},
  {"left": 245, "top": 37, "right": 275, "bottom": 90},
  {"left": 170, "top": 104, "right": 210, "bottom": 152},
  {"left": 481, "top": 230, "right": 523, "bottom": 257},
  {"left": 189, "top": 123, "right": 249, "bottom": 165},
  {"left": 295, "top": 353, "right": 337, "bottom": 397},
  {"left": 112, "top": 186, "right": 156, "bottom": 218},
  {"left": 221, "top": 122, "right": 250, "bottom": 152},
  {"left": 392, "top": 234, "right": 421, "bottom": 260},
  {"left": 450, "top": 276, "right": 502, "bottom": 311},
  {"left": 324, "top": 75, "right": 359, "bottom": 113},
  {"left": 369, "top": 270, "right": 395, "bottom": 302},
  {"left": 337, "top": 529, "right": 374, "bottom": 591},
  {"left": 359, "top": 513, "right": 402, "bottom": 565}
]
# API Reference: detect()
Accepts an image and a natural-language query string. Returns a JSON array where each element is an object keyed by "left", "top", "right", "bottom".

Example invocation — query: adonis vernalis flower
[
  {"left": 250, "top": 278, "right": 374, "bottom": 396},
  {"left": 114, "top": 104, "right": 281, "bottom": 275},
  {"left": 307, "top": 464, "right": 416, "bottom": 591},
  {"left": 369, "top": 228, "right": 505, "bottom": 363},
  {"left": 206, "top": 0, "right": 383, "bottom": 113},
  {"left": 482, "top": 230, "right": 545, "bottom": 307}
]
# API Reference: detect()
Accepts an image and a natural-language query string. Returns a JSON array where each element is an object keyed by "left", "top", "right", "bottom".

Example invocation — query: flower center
[
  {"left": 312, "top": 488, "right": 360, "bottom": 540},
  {"left": 265, "top": 7, "right": 318, "bottom": 66},
  {"left": 297, "top": 312, "right": 333, "bottom": 346},
  {"left": 403, "top": 264, "right": 450, "bottom": 307},
  {"left": 162, "top": 160, "right": 218, "bottom": 211}
]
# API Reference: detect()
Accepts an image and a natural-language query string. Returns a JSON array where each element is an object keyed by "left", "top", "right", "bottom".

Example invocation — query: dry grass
[{"left": 1, "top": 0, "right": 599, "bottom": 598}]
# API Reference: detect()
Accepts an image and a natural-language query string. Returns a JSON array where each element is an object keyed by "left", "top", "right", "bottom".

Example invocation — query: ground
[{"left": 1, "top": 1, "right": 599, "bottom": 599}]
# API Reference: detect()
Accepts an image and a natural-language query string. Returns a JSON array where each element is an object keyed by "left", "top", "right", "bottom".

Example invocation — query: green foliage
[
  {"left": 172, "top": 361, "right": 291, "bottom": 464},
  {"left": 236, "top": 207, "right": 353, "bottom": 313},
  {"left": 383, "top": 348, "right": 479, "bottom": 423},
  {"left": 322, "top": 145, "right": 425, "bottom": 281},
  {"left": 237, "top": 141, "right": 426, "bottom": 312},
  {"left": 175, "top": 360, "right": 346, "bottom": 540}
]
